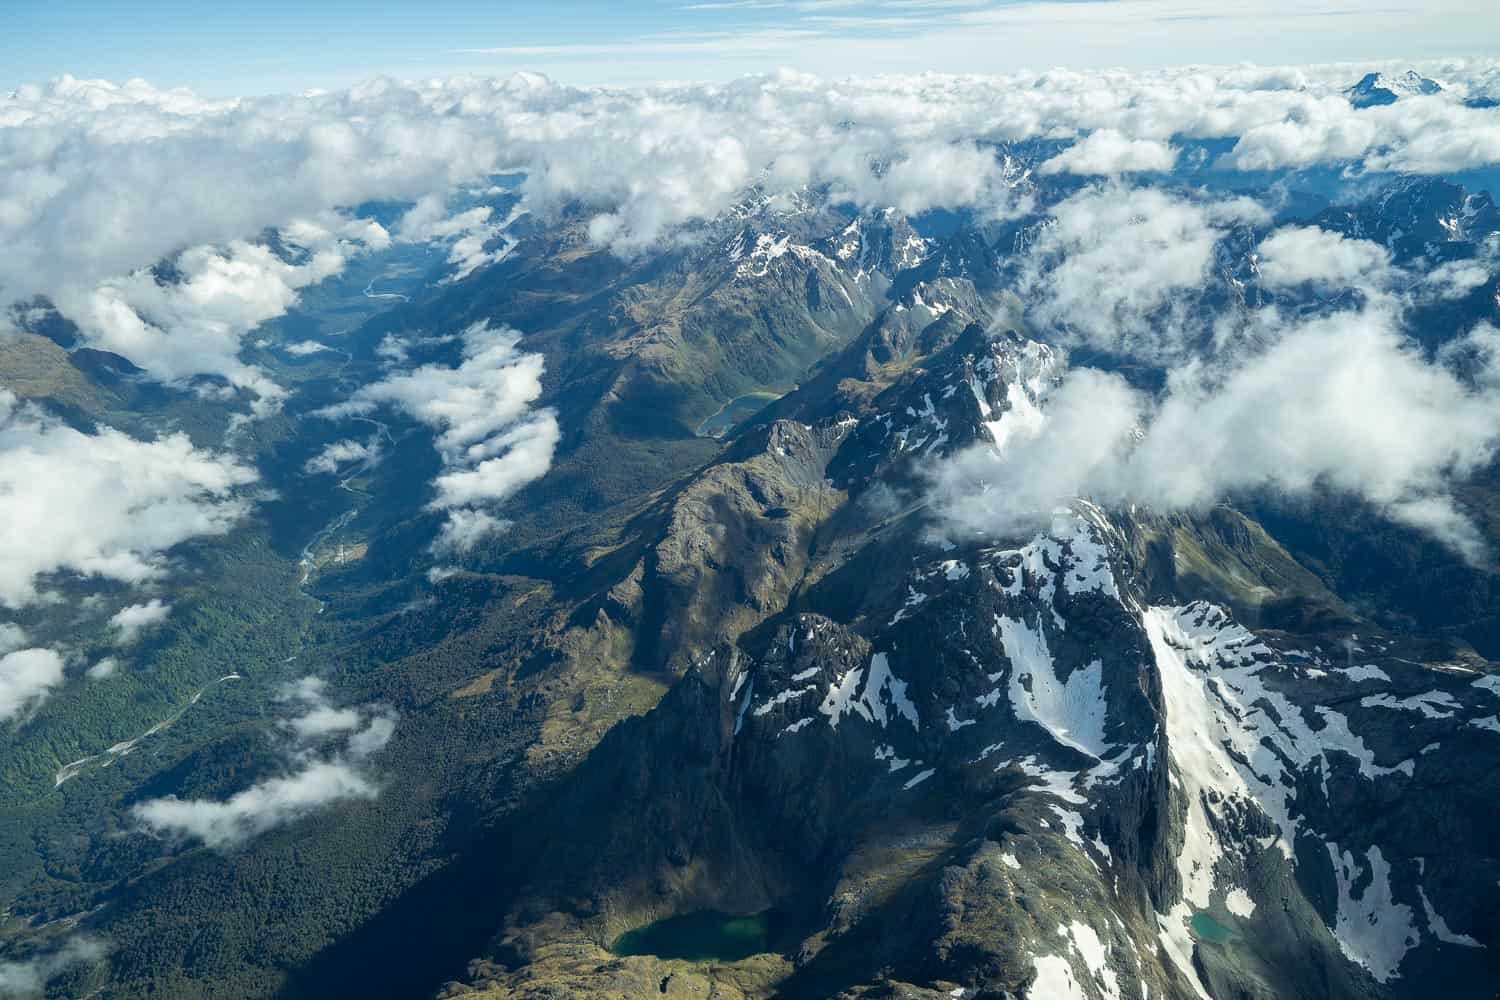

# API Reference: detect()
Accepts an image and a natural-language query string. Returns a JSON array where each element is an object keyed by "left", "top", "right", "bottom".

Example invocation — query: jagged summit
[{"left": 1345, "top": 69, "right": 1443, "bottom": 107}]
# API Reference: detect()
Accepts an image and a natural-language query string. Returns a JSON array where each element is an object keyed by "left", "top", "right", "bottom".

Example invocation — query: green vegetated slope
[
  {"left": 0, "top": 204, "right": 897, "bottom": 999},
  {"left": 2, "top": 183, "right": 1498, "bottom": 1000}
]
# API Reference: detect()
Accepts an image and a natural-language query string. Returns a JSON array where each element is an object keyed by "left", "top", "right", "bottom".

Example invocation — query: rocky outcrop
[{"left": 456, "top": 315, "right": 1500, "bottom": 998}]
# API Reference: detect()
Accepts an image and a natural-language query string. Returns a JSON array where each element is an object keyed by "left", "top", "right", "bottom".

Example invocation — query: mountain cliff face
[
  {"left": 443, "top": 255, "right": 1499, "bottom": 998},
  {"left": 5, "top": 128, "right": 1499, "bottom": 1000}
]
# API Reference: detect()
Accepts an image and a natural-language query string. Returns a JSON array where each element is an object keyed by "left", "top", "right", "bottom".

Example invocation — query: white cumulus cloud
[
  {"left": 86, "top": 657, "right": 119, "bottom": 681},
  {"left": 304, "top": 437, "right": 381, "bottom": 475},
  {"left": 1421, "top": 257, "right": 1493, "bottom": 300},
  {"left": 0, "top": 391, "right": 257, "bottom": 608},
  {"left": 0, "top": 647, "right": 65, "bottom": 723},
  {"left": 1254, "top": 225, "right": 1393, "bottom": 289},
  {"left": 108, "top": 599, "right": 172, "bottom": 644},
  {"left": 1018, "top": 185, "right": 1268, "bottom": 362},
  {"left": 55, "top": 219, "right": 386, "bottom": 414},
  {"left": 0, "top": 624, "right": 28, "bottom": 655},
  {"left": 431, "top": 509, "right": 512, "bottom": 555},
  {"left": 1038, "top": 129, "right": 1178, "bottom": 176},
  {"left": 933, "top": 306, "right": 1500, "bottom": 562}
]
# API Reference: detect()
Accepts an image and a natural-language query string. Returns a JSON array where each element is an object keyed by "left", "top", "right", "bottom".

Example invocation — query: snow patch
[
  {"left": 754, "top": 685, "right": 814, "bottom": 716},
  {"left": 1418, "top": 885, "right": 1483, "bottom": 948},
  {"left": 1156, "top": 904, "right": 1212, "bottom": 1000},
  {"left": 1145, "top": 600, "right": 1413, "bottom": 918},
  {"left": 945, "top": 706, "right": 977, "bottom": 731},
  {"left": 1000, "top": 614, "right": 1110, "bottom": 758},
  {"left": 1064, "top": 921, "right": 1120, "bottom": 1000},
  {"left": 903, "top": 767, "right": 936, "bottom": 790},
  {"left": 1030, "top": 955, "right": 1089, "bottom": 1000},
  {"left": 780, "top": 717, "right": 814, "bottom": 736},
  {"left": 1359, "top": 690, "right": 1460, "bottom": 719},
  {"left": 1327, "top": 844, "right": 1418, "bottom": 983}
]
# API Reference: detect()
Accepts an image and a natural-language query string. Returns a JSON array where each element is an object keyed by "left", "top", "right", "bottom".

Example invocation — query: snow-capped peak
[{"left": 1345, "top": 70, "right": 1442, "bottom": 108}]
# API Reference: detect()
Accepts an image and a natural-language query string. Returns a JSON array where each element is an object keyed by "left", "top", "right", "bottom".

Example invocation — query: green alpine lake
[{"left": 612, "top": 910, "right": 772, "bottom": 962}]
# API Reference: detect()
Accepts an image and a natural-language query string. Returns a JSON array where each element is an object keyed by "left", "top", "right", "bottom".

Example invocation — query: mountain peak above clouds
[{"left": 1346, "top": 69, "right": 1444, "bottom": 107}]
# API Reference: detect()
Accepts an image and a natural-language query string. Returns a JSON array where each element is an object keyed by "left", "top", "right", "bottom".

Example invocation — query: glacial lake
[
  {"left": 612, "top": 909, "right": 771, "bottom": 962},
  {"left": 694, "top": 391, "right": 783, "bottom": 439},
  {"left": 1190, "top": 912, "right": 1234, "bottom": 944}
]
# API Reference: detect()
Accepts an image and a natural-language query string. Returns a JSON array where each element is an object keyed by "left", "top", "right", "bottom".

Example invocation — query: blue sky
[{"left": 5, "top": 0, "right": 1500, "bottom": 95}]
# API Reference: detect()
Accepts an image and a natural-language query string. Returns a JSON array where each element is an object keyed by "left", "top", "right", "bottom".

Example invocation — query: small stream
[
  {"left": 298, "top": 416, "right": 388, "bottom": 588},
  {"left": 362, "top": 277, "right": 410, "bottom": 302}
]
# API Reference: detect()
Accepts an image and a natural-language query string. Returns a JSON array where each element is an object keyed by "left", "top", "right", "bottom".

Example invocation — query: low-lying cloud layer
[
  {"left": 1254, "top": 225, "right": 1394, "bottom": 290},
  {"left": 0, "top": 391, "right": 257, "bottom": 608},
  {"left": 60, "top": 218, "right": 389, "bottom": 412},
  {"left": 4, "top": 63, "right": 1500, "bottom": 402},
  {"left": 0, "top": 935, "right": 107, "bottom": 996},
  {"left": 131, "top": 677, "right": 396, "bottom": 848},
  {"left": 1, "top": 63, "right": 1497, "bottom": 569}
]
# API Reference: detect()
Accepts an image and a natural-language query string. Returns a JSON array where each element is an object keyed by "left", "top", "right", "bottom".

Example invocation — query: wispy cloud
[
  {"left": 0, "top": 936, "right": 108, "bottom": 996},
  {"left": 0, "top": 647, "right": 65, "bottom": 722},
  {"left": 683, "top": 0, "right": 793, "bottom": 9},
  {"left": 108, "top": 599, "right": 172, "bottom": 645},
  {"left": 131, "top": 677, "right": 396, "bottom": 848}
]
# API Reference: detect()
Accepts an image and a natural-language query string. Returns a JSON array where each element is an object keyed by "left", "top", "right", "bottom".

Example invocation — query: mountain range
[{"left": 0, "top": 68, "right": 1498, "bottom": 1000}]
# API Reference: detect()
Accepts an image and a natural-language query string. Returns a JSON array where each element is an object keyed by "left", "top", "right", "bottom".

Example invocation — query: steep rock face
[
  {"left": 482, "top": 501, "right": 1500, "bottom": 999},
  {"left": 592, "top": 313, "right": 1057, "bottom": 679},
  {"left": 1314, "top": 177, "right": 1500, "bottom": 266},
  {"left": 815, "top": 210, "right": 935, "bottom": 281},
  {"left": 430, "top": 194, "right": 939, "bottom": 447},
  {"left": 642, "top": 419, "right": 857, "bottom": 673},
  {"left": 487, "top": 507, "right": 1193, "bottom": 998},
  {"left": 1119, "top": 505, "right": 1356, "bottom": 632},
  {"left": 595, "top": 240, "right": 875, "bottom": 434},
  {"left": 820, "top": 321, "right": 1060, "bottom": 493},
  {"left": 458, "top": 304, "right": 1500, "bottom": 1000},
  {"left": 1146, "top": 600, "right": 1500, "bottom": 997}
]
